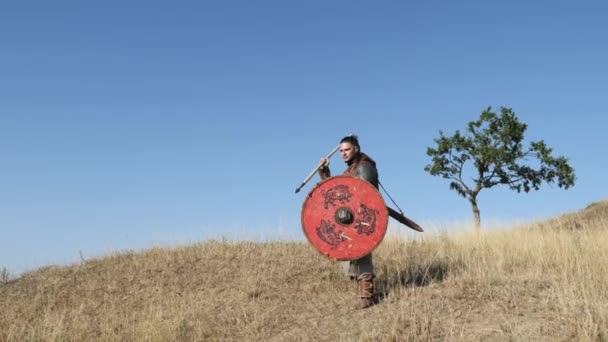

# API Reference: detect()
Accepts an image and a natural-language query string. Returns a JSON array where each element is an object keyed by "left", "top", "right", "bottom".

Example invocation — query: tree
[{"left": 424, "top": 107, "right": 576, "bottom": 229}]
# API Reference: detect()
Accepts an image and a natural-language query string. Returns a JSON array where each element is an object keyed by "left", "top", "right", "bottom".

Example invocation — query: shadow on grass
[{"left": 375, "top": 259, "right": 451, "bottom": 300}]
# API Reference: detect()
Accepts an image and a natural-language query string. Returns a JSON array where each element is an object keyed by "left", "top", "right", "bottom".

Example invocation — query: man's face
[{"left": 339, "top": 142, "right": 359, "bottom": 163}]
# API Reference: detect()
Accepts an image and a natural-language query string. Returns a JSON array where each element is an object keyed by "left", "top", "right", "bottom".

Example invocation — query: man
[{"left": 318, "top": 135, "right": 379, "bottom": 309}]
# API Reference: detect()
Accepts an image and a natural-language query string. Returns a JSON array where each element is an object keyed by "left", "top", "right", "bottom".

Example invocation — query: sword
[
  {"left": 387, "top": 206, "right": 424, "bottom": 232},
  {"left": 294, "top": 134, "right": 354, "bottom": 194}
]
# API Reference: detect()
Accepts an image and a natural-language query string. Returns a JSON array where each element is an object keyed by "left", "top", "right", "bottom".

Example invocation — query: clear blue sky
[{"left": 1, "top": 1, "right": 606, "bottom": 274}]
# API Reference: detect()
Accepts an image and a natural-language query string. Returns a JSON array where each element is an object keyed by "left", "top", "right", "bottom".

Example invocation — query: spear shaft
[{"left": 294, "top": 143, "right": 341, "bottom": 194}]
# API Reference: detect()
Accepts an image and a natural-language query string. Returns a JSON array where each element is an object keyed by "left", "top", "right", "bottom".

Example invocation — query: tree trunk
[{"left": 469, "top": 197, "right": 481, "bottom": 230}]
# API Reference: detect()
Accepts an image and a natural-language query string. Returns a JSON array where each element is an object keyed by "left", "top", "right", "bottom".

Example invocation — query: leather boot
[{"left": 356, "top": 273, "right": 376, "bottom": 309}]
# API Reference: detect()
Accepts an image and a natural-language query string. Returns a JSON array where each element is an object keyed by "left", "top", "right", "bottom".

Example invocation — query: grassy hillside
[{"left": 2, "top": 201, "right": 608, "bottom": 341}]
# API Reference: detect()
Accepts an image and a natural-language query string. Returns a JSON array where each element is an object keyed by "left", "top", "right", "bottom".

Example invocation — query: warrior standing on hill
[{"left": 318, "top": 135, "right": 379, "bottom": 309}]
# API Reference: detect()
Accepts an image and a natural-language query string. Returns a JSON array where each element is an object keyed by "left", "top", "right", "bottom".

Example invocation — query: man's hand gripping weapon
[{"left": 294, "top": 139, "right": 344, "bottom": 194}]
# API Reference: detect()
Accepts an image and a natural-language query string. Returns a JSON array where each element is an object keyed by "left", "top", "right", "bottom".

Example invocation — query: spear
[
  {"left": 295, "top": 145, "right": 338, "bottom": 193},
  {"left": 294, "top": 134, "right": 355, "bottom": 194}
]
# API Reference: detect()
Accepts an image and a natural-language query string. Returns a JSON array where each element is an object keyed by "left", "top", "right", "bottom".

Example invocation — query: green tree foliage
[{"left": 425, "top": 107, "right": 576, "bottom": 229}]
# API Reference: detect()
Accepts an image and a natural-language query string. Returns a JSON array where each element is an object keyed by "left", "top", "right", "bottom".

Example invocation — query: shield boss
[{"left": 301, "top": 176, "right": 388, "bottom": 261}]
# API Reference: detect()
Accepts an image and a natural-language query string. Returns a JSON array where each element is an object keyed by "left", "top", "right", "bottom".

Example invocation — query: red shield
[{"left": 301, "top": 176, "right": 388, "bottom": 261}]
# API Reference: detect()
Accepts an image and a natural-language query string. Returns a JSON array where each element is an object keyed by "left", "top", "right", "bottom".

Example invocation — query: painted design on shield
[
  {"left": 354, "top": 204, "right": 377, "bottom": 236},
  {"left": 316, "top": 219, "right": 346, "bottom": 248},
  {"left": 322, "top": 185, "right": 352, "bottom": 209}
]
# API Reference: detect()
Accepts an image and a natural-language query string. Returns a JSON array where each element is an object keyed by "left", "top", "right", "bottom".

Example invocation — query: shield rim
[{"left": 301, "top": 175, "right": 388, "bottom": 261}]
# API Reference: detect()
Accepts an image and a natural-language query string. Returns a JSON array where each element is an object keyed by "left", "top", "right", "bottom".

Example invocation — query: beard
[{"left": 344, "top": 152, "right": 361, "bottom": 165}]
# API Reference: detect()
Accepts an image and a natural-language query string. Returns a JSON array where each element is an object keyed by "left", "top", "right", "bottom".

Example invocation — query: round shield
[{"left": 301, "top": 175, "right": 388, "bottom": 261}]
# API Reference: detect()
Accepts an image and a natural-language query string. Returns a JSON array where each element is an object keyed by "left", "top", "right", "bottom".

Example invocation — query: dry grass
[{"left": 2, "top": 201, "right": 608, "bottom": 341}]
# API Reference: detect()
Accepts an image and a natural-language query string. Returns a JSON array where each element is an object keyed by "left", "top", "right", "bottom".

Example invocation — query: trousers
[{"left": 340, "top": 253, "right": 374, "bottom": 277}]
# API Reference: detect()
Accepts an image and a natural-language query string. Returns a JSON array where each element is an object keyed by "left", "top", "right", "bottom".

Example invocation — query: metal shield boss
[{"left": 301, "top": 176, "right": 388, "bottom": 261}]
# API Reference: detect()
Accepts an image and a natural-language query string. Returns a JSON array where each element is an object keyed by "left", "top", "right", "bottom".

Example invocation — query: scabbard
[{"left": 386, "top": 206, "right": 423, "bottom": 232}]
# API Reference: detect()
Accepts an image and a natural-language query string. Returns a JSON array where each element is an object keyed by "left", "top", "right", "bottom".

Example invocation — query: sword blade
[{"left": 387, "top": 206, "right": 423, "bottom": 232}]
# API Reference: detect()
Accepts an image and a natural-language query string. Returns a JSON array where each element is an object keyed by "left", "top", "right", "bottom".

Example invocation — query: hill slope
[
  {"left": 536, "top": 200, "right": 608, "bottom": 230},
  {"left": 2, "top": 203, "right": 608, "bottom": 341}
]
